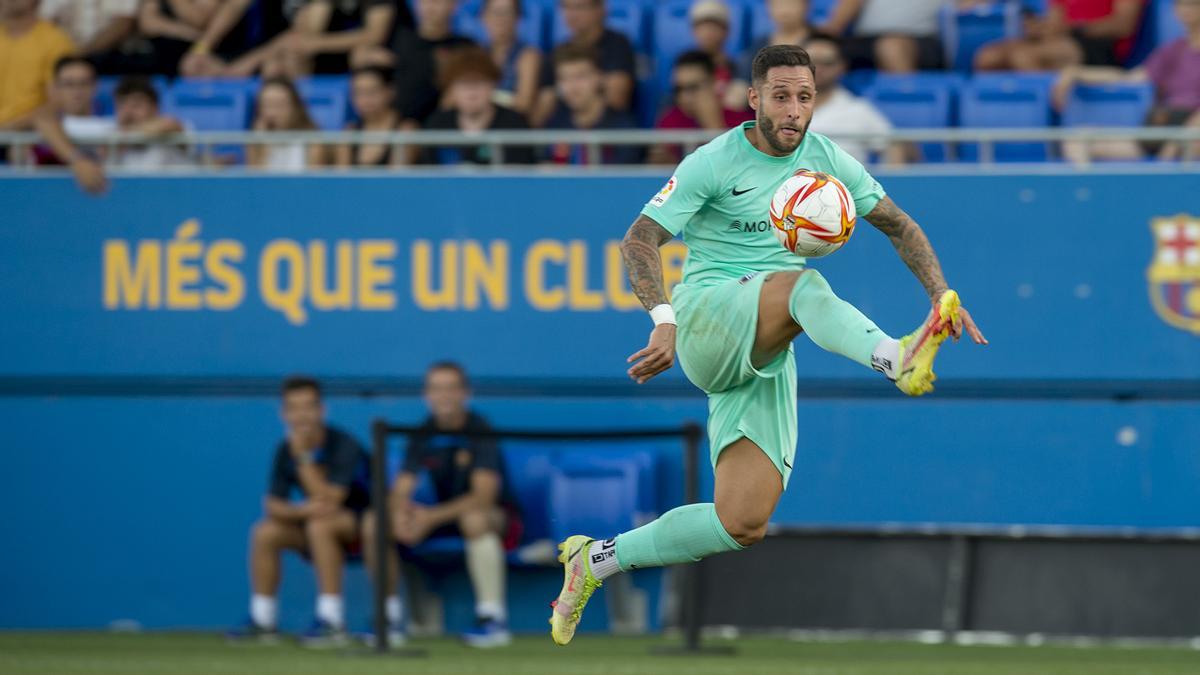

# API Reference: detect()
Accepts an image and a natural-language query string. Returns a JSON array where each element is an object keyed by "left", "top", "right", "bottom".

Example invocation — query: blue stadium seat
[
  {"left": 1061, "top": 82, "right": 1154, "bottom": 127},
  {"left": 959, "top": 80, "right": 1052, "bottom": 162},
  {"left": 548, "top": 456, "right": 641, "bottom": 544},
  {"left": 1152, "top": 0, "right": 1187, "bottom": 45},
  {"left": 841, "top": 69, "right": 877, "bottom": 96},
  {"left": 552, "top": 0, "right": 646, "bottom": 51},
  {"left": 940, "top": 1, "right": 1021, "bottom": 71},
  {"left": 163, "top": 79, "right": 254, "bottom": 130},
  {"left": 864, "top": 78, "right": 956, "bottom": 162},
  {"left": 455, "top": 0, "right": 547, "bottom": 50},
  {"left": 652, "top": 0, "right": 747, "bottom": 67},
  {"left": 296, "top": 77, "right": 349, "bottom": 130}
]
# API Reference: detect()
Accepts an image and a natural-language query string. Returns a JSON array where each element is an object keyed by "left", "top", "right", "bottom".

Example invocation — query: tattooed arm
[
  {"left": 620, "top": 215, "right": 677, "bottom": 383},
  {"left": 620, "top": 215, "right": 674, "bottom": 310},
  {"left": 865, "top": 196, "right": 988, "bottom": 344},
  {"left": 864, "top": 196, "right": 949, "bottom": 301}
]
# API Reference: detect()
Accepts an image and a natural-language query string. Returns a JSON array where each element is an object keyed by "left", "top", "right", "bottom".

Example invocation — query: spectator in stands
[
  {"left": 531, "top": 0, "right": 636, "bottom": 127},
  {"left": 806, "top": 34, "right": 905, "bottom": 165},
  {"left": 228, "top": 377, "right": 371, "bottom": 647},
  {"left": 421, "top": 46, "right": 536, "bottom": 164},
  {"left": 361, "top": 362, "right": 520, "bottom": 648},
  {"left": 818, "top": 0, "right": 946, "bottom": 72},
  {"left": 391, "top": 0, "right": 476, "bottom": 122},
  {"left": 261, "top": 0, "right": 403, "bottom": 77},
  {"left": 650, "top": 51, "right": 752, "bottom": 164},
  {"left": 741, "top": 0, "right": 814, "bottom": 80},
  {"left": 544, "top": 43, "right": 641, "bottom": 164},
  {"left": 1053, "top": 0, "right": 1200, "bottom": 160},
  {"left": 975, "top": 0, "right": 1144, "bottom": 71},
  {"left": 0, "top": 0, "right": 75, "bottom": 133},
  {"left": 689, "top": 0, "right": 743, "bottom": 110},
  {"left": 482, "top": 0, "right": 541, "bottom": 115},
  {"left": 40, "top": 0, "right": 140, "bottom": 73},
  {"left": 33, "top": 56, "right": 116, "bottom": 165},
  {"left": 110, "top": 75, "right": 191, "bottom": 169},
  {"left": 336, "top": 66, "right": 417, "bottom": 167},
  {"left": 175, "top": 0, "right": 300, "bottom": 78},
  {"left": 247, "top": 77, "right": 327, "bottom": 171}
]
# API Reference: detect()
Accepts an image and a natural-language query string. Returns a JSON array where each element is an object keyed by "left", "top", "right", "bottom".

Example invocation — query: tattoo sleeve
[
  {"left": 864, "top": 196, "right": 949, "bottom": 301},
  {"left": 620, "top": 215, "right": 674, "bottom": 311}
]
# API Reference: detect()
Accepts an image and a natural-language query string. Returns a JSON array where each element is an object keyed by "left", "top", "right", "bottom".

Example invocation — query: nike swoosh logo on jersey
[{"left": 731, "top": 186, "right": 757, "bottom": 196}]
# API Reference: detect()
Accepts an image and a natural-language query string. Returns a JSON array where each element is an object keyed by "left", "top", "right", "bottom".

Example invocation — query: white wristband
[{"left": 649, "top": 304, "right": 676, "bottom": 326}]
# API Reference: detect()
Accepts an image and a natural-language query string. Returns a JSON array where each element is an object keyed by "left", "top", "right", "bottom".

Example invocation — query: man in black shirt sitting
[
  {"left": 531, "top": 0, "right": 636, "bottom": 126},
  {"left": 362, "top": 362, "right": 520, "bottom": 648},
  {"left": 227, "top": 377, "right": 370, "bottom": 647}
]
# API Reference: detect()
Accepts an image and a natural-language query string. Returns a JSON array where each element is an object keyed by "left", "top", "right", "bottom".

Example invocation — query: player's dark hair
[
  {"left": 281, "top": 375, "right": 323, "bottom": 400},
  {"left": 114, "top": 76, "right": 159, "bottom": 105},
  {"left": 553, "top": 42, "right": 601, "bottom": 71},
  {"left": 426, "top": 361, "right": 470, "bottom": 389},
  {"left": 750, "top": 44, "right": 817, "bottom": 87},
  {"left": 674, "top": 50, "right": 716, "bottom": 76},
  {"left": 54, "top": 55, "right": 95, "bottom": 78}
]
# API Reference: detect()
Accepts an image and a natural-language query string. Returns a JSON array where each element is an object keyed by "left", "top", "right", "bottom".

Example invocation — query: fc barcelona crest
[{"left": 1148, "top": 215, "right": 1200, "bottom": 335}]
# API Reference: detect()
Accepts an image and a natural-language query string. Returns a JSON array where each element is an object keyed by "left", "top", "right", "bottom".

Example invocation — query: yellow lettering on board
[
  {"left": 462, "top": 240, "right": 509, "bottom": 310},
  {"left": 524, "top": 240, "right": 566, "bottom": 310},
  {"left": 103, "top": 240, "right": 161, "bottom": 309}
]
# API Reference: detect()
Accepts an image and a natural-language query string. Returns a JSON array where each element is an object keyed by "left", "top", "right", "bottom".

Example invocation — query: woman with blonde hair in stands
[{"left": 247, "top": 77, "right": 326, "bottom": 171}]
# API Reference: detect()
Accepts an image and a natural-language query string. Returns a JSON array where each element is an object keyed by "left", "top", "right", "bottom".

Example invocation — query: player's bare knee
[
  {"left": 252, "top": 519, "right": 282, "bottom": 547},
  {"left": 458, "top": 509, "right": 490, "bottom": 538},
  {"left": 304, "top": 513, "right": 338, "bottom": 541},
  {"left": 722, "top": 514, "right": 769, "bottom": 547}
]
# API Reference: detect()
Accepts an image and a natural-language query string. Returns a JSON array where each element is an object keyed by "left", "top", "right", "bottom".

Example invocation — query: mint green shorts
[{"left": 673, "top": 273, "right": 797, "bottom": 488}]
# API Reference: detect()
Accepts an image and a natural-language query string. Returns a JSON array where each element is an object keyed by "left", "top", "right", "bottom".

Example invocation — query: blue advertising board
[{"left": 2, "top": 172, "right": 1199, "bottom": 382}]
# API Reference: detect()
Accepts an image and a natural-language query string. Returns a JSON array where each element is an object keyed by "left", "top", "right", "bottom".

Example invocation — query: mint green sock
[
  {"left": 789, "top": 269, "right": 891, "bottom": 369},
  {"left": 614, "top": 503, "right": 744, "bottom": 571}
]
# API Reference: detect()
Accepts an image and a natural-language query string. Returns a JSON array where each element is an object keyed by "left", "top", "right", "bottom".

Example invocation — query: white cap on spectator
[{"left": 689, "top": 0, "right": 731, "bottom": 27}]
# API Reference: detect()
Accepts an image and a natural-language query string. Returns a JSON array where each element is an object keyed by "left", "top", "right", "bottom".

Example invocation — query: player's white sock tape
[
  {"left": 588, "top": 538, "right": 622, "bottom": 580},
  {"left": 316, "top": 594, "right": 344, "bottom": 629},
  {"left": 871, "top": 338, "right": 901, "bottom": 380}
]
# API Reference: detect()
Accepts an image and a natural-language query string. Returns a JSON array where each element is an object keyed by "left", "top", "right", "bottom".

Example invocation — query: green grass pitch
[{"left": 2, "top": 633, "right": 1199, "bottom": 674}]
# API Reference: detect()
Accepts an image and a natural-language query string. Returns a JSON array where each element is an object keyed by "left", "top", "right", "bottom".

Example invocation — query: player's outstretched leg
[
  {"left": 775, "top": 269, "right": 960, "bottom": 396},
  {"left": 550, "top": 439, "right": 780, "bottom": 645}
]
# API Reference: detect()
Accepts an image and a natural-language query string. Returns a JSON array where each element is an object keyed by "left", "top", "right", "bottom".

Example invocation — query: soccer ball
[{"left": 768, "top": 169, "right": 857, "bottom": 258}]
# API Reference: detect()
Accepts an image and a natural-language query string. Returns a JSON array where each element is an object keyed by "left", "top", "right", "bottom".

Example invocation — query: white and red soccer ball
[{"left": 768, "top": 169, "right": 857, "bottom": 258}]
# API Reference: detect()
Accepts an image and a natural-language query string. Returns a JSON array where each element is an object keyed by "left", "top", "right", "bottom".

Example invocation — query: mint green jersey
[{"left": 640, "top": 121, "right": 887, "bottom": 287}]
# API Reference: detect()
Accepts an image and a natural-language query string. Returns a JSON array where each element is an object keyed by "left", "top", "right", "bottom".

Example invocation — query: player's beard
[{"left": 757, "top": 112, "right": 808, "bottom": 155}]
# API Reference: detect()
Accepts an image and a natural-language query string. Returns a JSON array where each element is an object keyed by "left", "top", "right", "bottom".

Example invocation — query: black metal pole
[{"left": 370, "top": 418, "right": 390, "bottom": 654}]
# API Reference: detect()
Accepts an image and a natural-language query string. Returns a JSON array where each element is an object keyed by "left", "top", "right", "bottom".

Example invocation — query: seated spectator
[
  {"left": 110, "top": 75, "right": 191, "bottom": 170},
  {"left": 806, "top": 34, "right": 904, "bottom": 164},
  {"left": 227, "top": 377, "right": 371, "bottom": 647},
  {"left": 0, "top": 0, "right": 75, "bottom": 134},
  {"left": 688, "top": 0, "right": 743, "bottom": 110},
  {"left": 262, "top": 0, "right": 403, "bottom": 77},
  {"left": 40, "top": 0, "right": 140, "bottom": 74},
  {"left": 421, "top": 46, "right": 536, "bottom": 165},
  {"left": 33, "top": 56, "right": 116, "bottom": 165},
  {"left": 391, "top": 0, "right": 477, "bottom": 123},
  {"left": 531, "top": 0, "right": 636, "bottom": 127},
  {"left": 482, "top": 0, "right": 541, "bottom": 114},
  {"left": 361, "top": 362, "right": 520, "bottom": 648},
  {"left": 544, "top": 43, "right": 641, "bottom": 164},
  {"left": 741, "top": 0, "right": 814, "bottom": 81},
  {"left": 336, "top": 66, "right": 417, "bottom": 167},
  {"left": 1053, "top": 0, "right": 1200, "bottom": 160},
  {"left": 247, "top": 77, "right": 327, "bottom": 171},
  {"left": 650, "top": 51, "right": 753, "bottom": 164},
  {"left": 175, "top": 0, "right": 300, "bottom": 78},
  {"left": 818, "top": 0, "right": 946, "bottom": 72},
  {"left": 975, "top": 0, "right": 1144, "bottom": 71}
]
